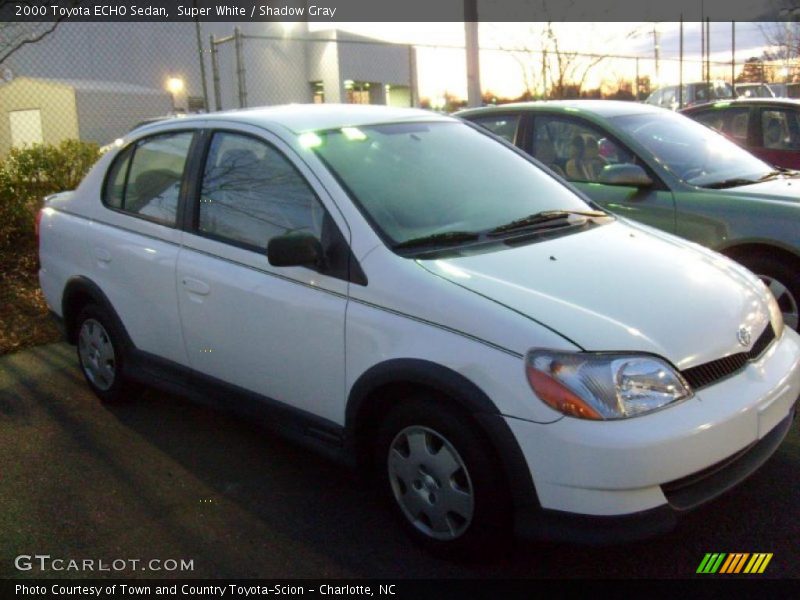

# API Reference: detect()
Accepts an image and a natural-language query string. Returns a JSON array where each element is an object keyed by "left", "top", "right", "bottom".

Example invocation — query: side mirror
[
  {"left": 598, "top": 164, "right": 653, "bottom": 188},
  {"left": 267, "top": 233, "right": 324, "bottom": 269}
]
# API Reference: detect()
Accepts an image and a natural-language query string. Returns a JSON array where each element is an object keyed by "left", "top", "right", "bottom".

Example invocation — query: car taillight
[
  {"left": 35, "top": 208, "right": 44, "bottom": 270},
  {"left": 35, "top": 208, "right": 44, "bottom": 246}
]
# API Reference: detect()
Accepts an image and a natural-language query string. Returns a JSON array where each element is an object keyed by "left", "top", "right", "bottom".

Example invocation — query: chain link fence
[{"left": 1, "top": 21, "right": 799, "bottom": 157}]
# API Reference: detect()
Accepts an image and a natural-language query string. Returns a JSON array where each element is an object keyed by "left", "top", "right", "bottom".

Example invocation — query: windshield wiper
[
  {"left": 487, "top": 210, "right": 606, "bottom": 236},
  {"left": 703, "top": 170, "right": 785, "bottom": 188},
  {"left": 393, "top": 230, "right": 480, "bottom": 250},
  {"left": 702, "top": 177, "right": 760, "bottom": 189},
  {"left": 757, "top": 169, "right": 784, "bottom": 182}
]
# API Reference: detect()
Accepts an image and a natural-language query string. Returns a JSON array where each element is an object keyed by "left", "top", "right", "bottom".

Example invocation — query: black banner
[
  {"left": 0, "top": 0, "right": 796, "bottom": 23},
  {"left": 3, "top": 579, "right": 798, "bottom": 600}
]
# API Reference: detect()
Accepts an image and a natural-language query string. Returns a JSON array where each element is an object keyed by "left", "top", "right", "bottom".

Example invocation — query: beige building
[{"left": 0, "top": 77, "right": 172, "bottom": 155}]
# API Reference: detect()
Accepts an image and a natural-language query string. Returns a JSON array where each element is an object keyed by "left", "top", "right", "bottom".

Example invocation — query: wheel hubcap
[
  {"left": 387, "top": 426, "right": 474, "bottom": 540},
  {"left": 78, "top": 319, "right": 116, "bottom": 391},
  {"left": 758, "top": 274, "right": 799, "bottom": 331}
]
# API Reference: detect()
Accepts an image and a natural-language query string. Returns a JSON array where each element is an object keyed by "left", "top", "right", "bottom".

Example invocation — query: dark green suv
[{"left": 459, "top": 100, "right": 800, "bottom": 331}]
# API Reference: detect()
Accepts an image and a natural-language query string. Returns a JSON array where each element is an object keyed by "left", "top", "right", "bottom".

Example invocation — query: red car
[{"left": 681, "top": 98, "right": 800, "bottom": 170}]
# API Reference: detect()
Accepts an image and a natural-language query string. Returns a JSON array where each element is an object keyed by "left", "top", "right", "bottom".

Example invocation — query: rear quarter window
[
  {"left": 469, "top": 114, "right": 521, "bottom": 143},
  {"left": 102, "top": 131, "right": 194, "bottom": 226}
]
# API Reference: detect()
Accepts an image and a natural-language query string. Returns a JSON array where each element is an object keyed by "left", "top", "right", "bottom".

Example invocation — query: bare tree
[
  {"left": 491, "top": 22, "right": 650, "bottom": 100},
  {"left": 544, "top": 23, "right": 610, "bottom": 98},
  {"left": 0, "top": 23, "right": 60, "bottom": 65},
  {"left": 0, "top": 1, "right": 80, "bottom": 65},
  {"left": 759, "top": 21, "right": 800, "bottom": 79}
]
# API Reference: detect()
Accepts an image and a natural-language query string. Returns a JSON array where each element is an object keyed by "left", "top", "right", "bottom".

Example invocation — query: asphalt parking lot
[{"left": 1, "top": 343, "right": 798, "bottom": 579}]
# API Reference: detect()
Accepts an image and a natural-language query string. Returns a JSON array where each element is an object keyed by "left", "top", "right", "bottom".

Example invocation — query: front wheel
[{"left": 376, "top": 396, "right": 512, "bottom": 558}]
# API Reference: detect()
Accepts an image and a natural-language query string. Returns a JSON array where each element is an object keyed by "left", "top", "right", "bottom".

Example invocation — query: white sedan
[{"left": 38, "top": 104, "right": 799, "bottom": 556}]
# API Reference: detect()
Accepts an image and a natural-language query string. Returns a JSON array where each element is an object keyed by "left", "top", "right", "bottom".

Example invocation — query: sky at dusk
[{"left": 309, "top": 22, "right": 783, "bottom": 100}]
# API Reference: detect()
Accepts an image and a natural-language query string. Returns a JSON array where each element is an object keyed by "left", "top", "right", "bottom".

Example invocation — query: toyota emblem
[{"left": 737, "top": 326, "right": 752, "bottom": 348}]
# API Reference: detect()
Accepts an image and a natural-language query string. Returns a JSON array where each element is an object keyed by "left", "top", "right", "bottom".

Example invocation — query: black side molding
[{"left": 126, "top": 348, "right": 351, "bottom": 467}]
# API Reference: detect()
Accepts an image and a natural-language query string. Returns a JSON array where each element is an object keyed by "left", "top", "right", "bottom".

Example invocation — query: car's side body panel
[{"left": 39, "top": 206, "right": 187, "bottom": 365}]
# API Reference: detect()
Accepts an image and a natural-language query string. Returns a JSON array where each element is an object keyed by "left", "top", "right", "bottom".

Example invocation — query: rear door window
[{"left": 692, "top": 108, "right": 750, "bottom": 144}]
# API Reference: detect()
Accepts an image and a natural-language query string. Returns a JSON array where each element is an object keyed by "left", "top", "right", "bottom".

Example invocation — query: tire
[
  {"left": 75, "top": 304, "right": 143, "bottom": 403},
  {"left": 375, "top": 395, "right": 513, "bottom": 559},
  {"left": 740, "top": 255, "right": 800, "bottom": 333}
]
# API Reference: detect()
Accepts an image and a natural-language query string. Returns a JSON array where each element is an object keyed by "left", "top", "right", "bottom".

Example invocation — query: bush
[{"left": 0, "top": 140, "right": 100, "bottom": 250}]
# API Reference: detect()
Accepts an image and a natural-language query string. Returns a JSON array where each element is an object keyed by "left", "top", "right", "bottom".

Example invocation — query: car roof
[
  {"left": 135, "top": 104, "right": 451, "bottom": 135},
  {"left": 456, "top": 100, "right": 666, "bottom": 119},
  {"left": 681, "top": 97, "right": 800, "bottom": 112}
]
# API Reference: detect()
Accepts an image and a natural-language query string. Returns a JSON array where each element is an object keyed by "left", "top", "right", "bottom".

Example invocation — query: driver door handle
[{"left": 182, "top": 277, "right": 210, "bottom": 296}]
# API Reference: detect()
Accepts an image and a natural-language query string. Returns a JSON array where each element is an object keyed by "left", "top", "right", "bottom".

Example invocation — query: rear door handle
[{"left": 182, "top": 277, "right": 210, "bottom": 296}]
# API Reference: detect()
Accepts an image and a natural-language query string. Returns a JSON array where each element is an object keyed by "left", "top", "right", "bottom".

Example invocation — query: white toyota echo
[{"left": 38, "top": 105, "right": 800, "bottom": 556}]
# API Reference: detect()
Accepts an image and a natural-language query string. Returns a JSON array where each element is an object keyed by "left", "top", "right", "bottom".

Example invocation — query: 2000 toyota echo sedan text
[{"left": 38, "top": 105, "right": 800, "bottom": 557}]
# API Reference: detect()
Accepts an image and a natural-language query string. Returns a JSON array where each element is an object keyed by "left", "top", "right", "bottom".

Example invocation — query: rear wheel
[
  {"left": 76, "top": 304, "right": 142, "bottom": 403},
  {"left": 376, "top": 396, "right": 512, "bottom": 558},
  {"left": 741, "top": 255, "right": 800, "bottom": 332}
]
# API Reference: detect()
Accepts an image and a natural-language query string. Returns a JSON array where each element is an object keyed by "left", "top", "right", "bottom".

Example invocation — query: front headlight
[
  {"left": 764, "top": 283, "right": 785, "bottom": 340},
  {"left": 525, "top": 350, "right": 693, "bottom": 420}
]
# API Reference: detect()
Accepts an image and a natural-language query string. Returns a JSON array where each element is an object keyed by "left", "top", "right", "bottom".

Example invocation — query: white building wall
[
  {"left": 307, "top": 38, "right": 343, "bottom": 103},
  {"left": 75, "top": 88, "right": 172, "bottom": 145}
]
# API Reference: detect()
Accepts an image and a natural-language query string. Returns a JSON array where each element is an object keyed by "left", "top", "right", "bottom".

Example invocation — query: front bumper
[
  {"left": 507, "top": 327, "right": 800, "bottom": 541},
  {"left": 514, "top": 407, "right": 795, "bottom": 544}
]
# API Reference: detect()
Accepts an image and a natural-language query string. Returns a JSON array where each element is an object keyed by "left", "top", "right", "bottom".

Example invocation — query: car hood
[
  {"left": 419, "top": 221, "right": 772, "bottom": 369},
  {"left": 722, "top": 176, "right": 800, "bottom": 203}
]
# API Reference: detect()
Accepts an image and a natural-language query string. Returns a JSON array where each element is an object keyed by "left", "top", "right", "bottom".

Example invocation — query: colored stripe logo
[{"left": 697, "top": 553, "right": 773, "bottom": 574}]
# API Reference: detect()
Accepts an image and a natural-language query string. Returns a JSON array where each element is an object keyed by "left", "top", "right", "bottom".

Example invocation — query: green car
[{"left": 458, "top": 100, "right": 800, "bottom": 331}]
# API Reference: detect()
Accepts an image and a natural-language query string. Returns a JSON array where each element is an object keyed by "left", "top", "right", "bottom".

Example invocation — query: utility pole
[
  {"left": 679, "top": 17, "right": 684, "bottom": 108},
  {"left": 701, "top": 0, "right": 705, "bottom": 83},
  {"left": 706, "top": 18, "right": 711, "bottom": 84},
  {"left": 653, "top": 23, "right": 660, "bottom": 84},
  {"left": 731, "top": 21, "right": 735, "bottom": 85},
  {"left": 464, "top": 0, "right": 481, "bottom": 107}
]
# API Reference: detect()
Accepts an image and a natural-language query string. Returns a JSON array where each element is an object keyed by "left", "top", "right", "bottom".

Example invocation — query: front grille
[{"left": 681, "top": 324, "right": 776, "bottom": 390}]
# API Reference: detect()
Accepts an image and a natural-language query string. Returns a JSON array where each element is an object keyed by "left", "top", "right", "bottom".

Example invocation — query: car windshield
[
  {"left": 611, "top": 111, "right": 774, "bottom": 187},
  {"left": 311, "top": 121, "right": 594, "bottom": 246}
]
